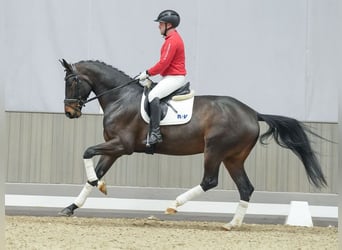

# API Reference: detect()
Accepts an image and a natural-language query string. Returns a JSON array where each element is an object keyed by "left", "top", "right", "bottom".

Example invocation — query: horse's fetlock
[{"left": 87, "top": 180, "right": 98, "bottom": 187}]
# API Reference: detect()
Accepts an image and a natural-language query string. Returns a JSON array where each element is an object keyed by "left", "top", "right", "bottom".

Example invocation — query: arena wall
[{"left": 5, "top": 112, "right": 338, "bottom": 194}]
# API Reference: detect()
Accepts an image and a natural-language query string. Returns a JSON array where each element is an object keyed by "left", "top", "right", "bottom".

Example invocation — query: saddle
[{"left": 143, "top": 82, "right": 193, "bottom": 120}]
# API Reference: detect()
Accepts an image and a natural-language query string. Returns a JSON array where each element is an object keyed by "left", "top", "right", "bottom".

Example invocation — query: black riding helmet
[{"left": 154, "top": 10, "right": 180, "bottom": 28}]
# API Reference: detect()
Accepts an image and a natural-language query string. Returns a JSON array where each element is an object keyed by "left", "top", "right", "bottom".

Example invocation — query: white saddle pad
[{"left": 140, "top": 94, "right": 194, "bottom": 126}]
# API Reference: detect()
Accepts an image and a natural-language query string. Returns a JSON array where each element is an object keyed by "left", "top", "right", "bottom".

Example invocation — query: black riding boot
[{"left": 148, "top": 98, "right": 162, "bottom": 145}]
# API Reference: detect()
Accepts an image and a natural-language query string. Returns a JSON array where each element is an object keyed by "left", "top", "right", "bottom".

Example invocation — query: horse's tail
[{"left": 257, "top": 113, "right": 327, "bottom": 189}]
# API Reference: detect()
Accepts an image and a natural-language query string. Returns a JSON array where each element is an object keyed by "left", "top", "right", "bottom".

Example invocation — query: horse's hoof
[
  {"left": 98, "top": 180, "right": 107, "bottom": 195},
  {"left": 165, "top": 207, "right": 177, "bottom": 214},
  {"left": 222, "top": 224, "right": 232, "bottom": 231},
  {"left": 58, "top": 207, "right": 73, "bottom": 217},
  {"left": 222, "top": 223, "right": 239, "bottom": 231}
]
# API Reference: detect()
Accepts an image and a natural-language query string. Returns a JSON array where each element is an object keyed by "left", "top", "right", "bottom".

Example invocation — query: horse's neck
[
  {"left": 78, "top": 62, "right": 141, "bottom": 111},
  {"left": 92, "top": 77, "right": 141, "bottom": 112}
]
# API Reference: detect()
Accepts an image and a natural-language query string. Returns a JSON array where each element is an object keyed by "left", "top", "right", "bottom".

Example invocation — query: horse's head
[{"left": 60, "top": 59, "right": 92, "bottom": 118}]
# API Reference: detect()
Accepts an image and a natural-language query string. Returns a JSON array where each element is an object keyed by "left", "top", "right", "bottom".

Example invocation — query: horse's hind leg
[
  {"left": 165, "top": 154, "right": 221, "bottom": 214},
  {"left": 222, "top": 157, "right": 254, "bottom": 230}
]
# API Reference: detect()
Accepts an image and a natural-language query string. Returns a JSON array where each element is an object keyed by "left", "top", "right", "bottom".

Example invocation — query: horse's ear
[{"left": 59, "top": 58, "right": 73, "bottom": 73}]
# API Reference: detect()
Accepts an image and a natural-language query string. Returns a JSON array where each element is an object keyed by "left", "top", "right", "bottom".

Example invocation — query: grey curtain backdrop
[{"left": 2, "top": 0, "right": 340, "bottom": 122}]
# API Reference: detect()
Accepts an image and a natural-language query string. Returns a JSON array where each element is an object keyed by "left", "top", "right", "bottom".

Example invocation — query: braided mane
[{"left": 77, "top": 60, "right": 132, "bottom": 79}]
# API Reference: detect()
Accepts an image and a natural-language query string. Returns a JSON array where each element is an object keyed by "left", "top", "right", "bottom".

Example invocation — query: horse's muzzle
[
  {"left": 64, "top": 101, "right": 82, "bottom": 119},
  {"left": 65, "top": 109, "right": 82, "bottom": 119}
]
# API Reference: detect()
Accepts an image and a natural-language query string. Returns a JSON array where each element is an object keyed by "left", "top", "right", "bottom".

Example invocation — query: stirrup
[{"left": 147, "top": 131, "right": 162, "bottom": 146}]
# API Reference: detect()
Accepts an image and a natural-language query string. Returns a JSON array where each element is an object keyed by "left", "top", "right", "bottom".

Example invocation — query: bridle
[
  {"left": 64, "top": 66, "right": 139, "bottom": 113},
  {"left": 63, "top": 73, "right": 88, "bottom": 113}
]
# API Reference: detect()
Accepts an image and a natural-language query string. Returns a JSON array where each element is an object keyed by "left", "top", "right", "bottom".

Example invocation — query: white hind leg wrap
[
  {"left": 74, "top": 183, "right": 93, "bottom": 208},
  {"left": 224, "top": 200, "right": 249, "bottom": 230},
  {"left": 84, "top": 159, "right": 98, "bottom": 182},
  {"left": 169, "top": 185, "right": 205, "bottom": 209},
  {"left": 176, "top": 185, "right": 205, "bottom": 206}
]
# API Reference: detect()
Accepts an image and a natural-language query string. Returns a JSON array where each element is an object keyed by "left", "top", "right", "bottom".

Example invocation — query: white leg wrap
[
  {"left": 84, "top": 159, "right": 98, "bottom": 182},
  {"left": 223, "top": 200, "right": 249, "bottom": 230},
  {"left": 166, "top": 185, "right": 205, "bottom": 213},
  {"left": 74, "top": 183, "right": 93, "bottom": 208},
  {"left": 176, "top": 185, "right": 205, "bottom": 207}
]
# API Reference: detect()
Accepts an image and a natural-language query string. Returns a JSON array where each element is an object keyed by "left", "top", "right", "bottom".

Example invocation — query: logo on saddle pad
[{"left": 140, "top": 83, "right": 195, "bottom": 126}]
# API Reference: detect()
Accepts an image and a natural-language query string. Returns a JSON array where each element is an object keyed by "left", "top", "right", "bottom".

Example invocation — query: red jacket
[{"left": 148, "top": 30, "right": 186, "bottom": 77}]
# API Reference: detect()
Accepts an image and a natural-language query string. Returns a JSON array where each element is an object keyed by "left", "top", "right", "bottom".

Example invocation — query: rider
[{"left": 136, "top": 10, "right": 187, "bottom": 145}]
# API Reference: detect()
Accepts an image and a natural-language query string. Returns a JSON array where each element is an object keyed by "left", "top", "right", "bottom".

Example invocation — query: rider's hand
[{"left": 136, "top": 70, "right": 149, "bottom": 81}]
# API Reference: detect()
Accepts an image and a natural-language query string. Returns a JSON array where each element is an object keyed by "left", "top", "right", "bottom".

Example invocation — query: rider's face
[
  {"left": 158, "top": 22, "right": 171, "bottom": 35},
  {"left": 158, "top": 22, "right": 166, "bottom": 35}
]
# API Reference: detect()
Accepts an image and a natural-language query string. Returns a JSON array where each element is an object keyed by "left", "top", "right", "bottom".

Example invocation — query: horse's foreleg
[
  {"left": 83, "top": 158, "right": 107, "bottom": 194},
  {"left": 84, "top": 158, "right": 98, "bottom": 183},
  {"left": 71, "top": 155, "right": 117, "bottom": 208},
  {"left": 58, "top": 182, "right": 93, "bottom": 216},
  {"left": 74, "top": 154, "right": 117, "bottom": 204},
  {"left": 82, "top": 137, "right": 125, "bottom": 192},
  {"left": 222, "top": 161, "right": 254, "bottom": 230},
  {"left": 58, "top": 138, "right": 124, "bottom": 217},
  {"left": 59, "top": 163, "right": 97, "bottom": 217}
]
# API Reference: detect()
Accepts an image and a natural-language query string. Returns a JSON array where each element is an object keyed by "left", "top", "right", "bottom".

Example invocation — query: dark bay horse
[{"left": 59, "top": 59, "right": 326, "bottom": 230}]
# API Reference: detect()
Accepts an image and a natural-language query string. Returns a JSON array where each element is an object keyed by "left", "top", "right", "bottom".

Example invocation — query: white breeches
[{"left": 148, "top": 75, "right": 186, "bottom": 102}]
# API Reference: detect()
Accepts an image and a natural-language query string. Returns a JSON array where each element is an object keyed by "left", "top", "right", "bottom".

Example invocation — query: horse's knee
[
  {"left": 200, "top": 176, "right": 218, "bottom": 191},
  {"left": 83, "top": 148, "right": 95, "bottom": 159}
]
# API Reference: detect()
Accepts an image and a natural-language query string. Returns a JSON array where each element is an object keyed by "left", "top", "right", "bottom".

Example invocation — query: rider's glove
[{"left": 136, "top": 70, "right": 149, "bottom": 81}]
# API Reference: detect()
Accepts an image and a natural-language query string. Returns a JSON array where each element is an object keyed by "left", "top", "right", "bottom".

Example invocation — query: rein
[
  {"left": 84, "top": 78, "right": 139, "bottom": 105},
  {"left": 64, "top": 70, "right": 139, "bottom": 108}
]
